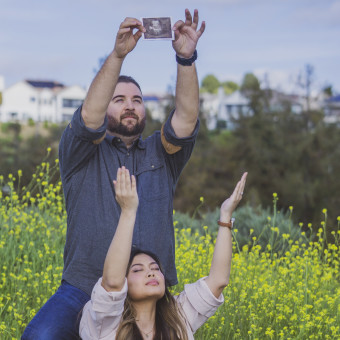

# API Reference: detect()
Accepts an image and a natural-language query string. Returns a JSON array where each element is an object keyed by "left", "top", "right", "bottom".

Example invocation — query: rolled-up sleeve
[
  {"left": 175, "top": 277, "right": 224, "bottom": 334},
  {"left": 69, "top": 106, "right": 107, "bottom": 142},
  {"left": 79, "top": 278, "right": 127, "bottom": 340},
  {"left": 161, "top": 109, "right": 199, "bottom": 151}
]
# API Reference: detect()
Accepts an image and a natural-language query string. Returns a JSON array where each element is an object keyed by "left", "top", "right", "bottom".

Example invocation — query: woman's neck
[{"left": 134, "top": 300, "right": 157, "bottom": 339}]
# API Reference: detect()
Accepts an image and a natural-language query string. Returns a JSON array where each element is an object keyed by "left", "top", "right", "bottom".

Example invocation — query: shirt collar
[{"left": 105, "top": 134, "right": 146, "bottom": 150}]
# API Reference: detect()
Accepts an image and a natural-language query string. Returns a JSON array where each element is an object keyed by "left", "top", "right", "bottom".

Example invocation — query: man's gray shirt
[{"left": 59, "top": 106, "right": 199, "bottom": 295}]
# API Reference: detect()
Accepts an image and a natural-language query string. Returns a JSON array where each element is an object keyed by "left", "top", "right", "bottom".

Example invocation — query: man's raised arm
[
  {"left": 82, "top": 18, "right": 145, "bottom": 130},
  {"left": 171, "top": 9, "right": 205, "bottom": 138}
]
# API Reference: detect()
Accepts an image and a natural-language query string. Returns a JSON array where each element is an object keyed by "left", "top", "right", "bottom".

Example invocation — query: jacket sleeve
[
  {"left": 175, "top": 277, "right": 224, "bottom": 334},
  {"left": 79, "top": 277, "right": 127, "bottom": 339}
]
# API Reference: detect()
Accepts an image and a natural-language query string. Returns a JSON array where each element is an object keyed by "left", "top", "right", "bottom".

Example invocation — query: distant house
[
  {"left": 143, "top": 94, "right": 172, "bottom": 122},
  {"left": 201, "top": 88, "right": 311, "bottom": 130},
  {"left": 268, "top": 90, "right": 303, "bottom": 114},
  {"left": 323, "top": 95, "right": 340, "bottom": 124},
  {"left": 201, "top": 89, "right": 252, "bottom": 130},
  {"left": 0, "top": 79, "right": 86, "bottom": 123}
]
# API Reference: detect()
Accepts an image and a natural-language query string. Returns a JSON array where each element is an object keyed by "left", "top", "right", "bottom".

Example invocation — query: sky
[{"left": 1, "top": 0, "right": 340, "bottom": 96}]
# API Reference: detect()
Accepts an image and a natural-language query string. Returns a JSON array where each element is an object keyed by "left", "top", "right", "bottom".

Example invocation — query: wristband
[
  {"left": 217, "top": 218, "right": 235, "bottom": 229},
  {"left": 176, "top": 49, "right": 197, "bottom": 66}
]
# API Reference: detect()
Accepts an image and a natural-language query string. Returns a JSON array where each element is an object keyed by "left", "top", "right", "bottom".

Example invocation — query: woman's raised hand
[
  {"left": 113, "top": 167, "right": 139, "bottom": 212},
  {"left": 219, "top": 173, "right": 248, "bottom": 222}
]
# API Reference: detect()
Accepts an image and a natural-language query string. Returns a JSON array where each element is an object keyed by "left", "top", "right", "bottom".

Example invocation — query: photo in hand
[{"left": 141, "top": 17, "right": 174, "bottom": 40}]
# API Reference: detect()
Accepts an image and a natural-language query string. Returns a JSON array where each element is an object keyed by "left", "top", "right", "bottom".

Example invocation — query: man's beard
[{"left": 107, "top": 112, "right": 146, "bottom": 137}]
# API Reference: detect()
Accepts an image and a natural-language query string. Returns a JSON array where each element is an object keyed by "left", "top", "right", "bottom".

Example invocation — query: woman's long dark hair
[{"left": 115, "top": 249, "right": 189, "bottom": 340}]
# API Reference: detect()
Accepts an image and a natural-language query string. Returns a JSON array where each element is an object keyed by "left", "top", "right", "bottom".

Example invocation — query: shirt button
[
  {"left": 127, "top": 153, "right": 130, "bottom": 156},
  {"left": 117, "top": 138, "right": 121, "bottom": 142},
  {"left": 151, "top": 165, "right": 154, "bottom": 168},
  {"left": 132, "top": 244, "right": 136, "bottom": 248}
]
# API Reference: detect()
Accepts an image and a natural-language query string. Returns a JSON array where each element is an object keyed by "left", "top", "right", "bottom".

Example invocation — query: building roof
[
  {"left": 143, "top": 95, "right": 160, "bottom": 101},
  {"left": 25, "top": 80, "right": 65, "bottom": 89},
  {"left": 326, "top": 95, "right": 340, "bottom": 103}
]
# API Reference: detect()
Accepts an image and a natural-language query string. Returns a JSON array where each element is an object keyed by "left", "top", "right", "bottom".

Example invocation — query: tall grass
[{"left": 0, "top": 157, "right": 339, "bottom": 339}]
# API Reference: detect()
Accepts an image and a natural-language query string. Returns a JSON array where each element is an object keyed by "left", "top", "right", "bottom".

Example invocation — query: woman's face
[{"left": 127, "top": 253, "right": 165, "bottom": 302}]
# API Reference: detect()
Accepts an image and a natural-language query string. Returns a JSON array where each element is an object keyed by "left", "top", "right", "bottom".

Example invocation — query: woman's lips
[{"left": 146, "top": 279, "right": 159, "bottom": 286}]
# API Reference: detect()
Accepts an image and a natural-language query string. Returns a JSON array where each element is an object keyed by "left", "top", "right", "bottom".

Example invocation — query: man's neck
[{"left": 107, "top": 130, "right": 140, "bottom": 148}]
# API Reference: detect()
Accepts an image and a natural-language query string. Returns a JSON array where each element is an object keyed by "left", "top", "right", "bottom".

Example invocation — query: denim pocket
[{"left": 136, "top": 160, "right": 169, "bottom": 202}]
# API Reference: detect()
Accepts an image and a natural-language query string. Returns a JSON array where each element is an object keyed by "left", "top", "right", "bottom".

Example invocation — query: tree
[
  {"left": 200, "top": 74, "right": 220, "bottom": 94},
  {"left": 221, "top": 81, "right": 239, "bottom": 95},
  {"left": 297, "top": 64, "right": 314, "bottom": 112},
  {"left": 322, "top": 85, "right": 333, "bottom": 98},
  {"left": 240, "top": 73, "right": 260, "bottom": 93},
  {"left": 240, "top": 73, "right": 269, "bottom": 115}
]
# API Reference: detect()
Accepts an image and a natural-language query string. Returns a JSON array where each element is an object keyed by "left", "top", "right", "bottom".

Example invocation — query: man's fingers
[
  {"left": 173, "top": 20, "right": 185, "bottom": 31},
  {"left": 197, "top": 21, "right": 206, "bottom": 38},
  {"left": 116, "top": 27, "right": 132, "bottom": 39},
  {"left": 120, "top": 17, "right": 143, "bottom": 29},
  {"left": 185, "top": 8, "right": 192, "bottom": 26},
  {"left": 133, "top": 30, "right": 143, "bottom": 42},
  {"left": 192, "top": 9, "right": 199, "bottom": 29}
]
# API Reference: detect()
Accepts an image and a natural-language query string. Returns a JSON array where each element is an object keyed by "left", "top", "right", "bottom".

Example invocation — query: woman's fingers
[
  {"left": 115, "top": 167, "right": 136, "bottom": 195},
  {"left": 131, "top": 175, "right": 137, "bottom": 194}
]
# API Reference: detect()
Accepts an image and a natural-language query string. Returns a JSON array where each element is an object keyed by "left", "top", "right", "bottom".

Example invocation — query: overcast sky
[{"left": 1, "top": 0, "right": 339, "bottom": 95}]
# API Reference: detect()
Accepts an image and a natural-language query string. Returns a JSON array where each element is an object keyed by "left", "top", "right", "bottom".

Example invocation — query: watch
[{"left": 217, "top": 218, "right": 235, "bottom": 229}]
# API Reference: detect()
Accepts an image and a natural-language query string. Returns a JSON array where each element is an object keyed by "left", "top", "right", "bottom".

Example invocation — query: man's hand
[
  {"left": 113, "top": 18, "right": 146, "bottom": 59},
  {"left": 113, "top": 167, "right": 139, "bottom": 212},
  {"left": 172, "top": 9, "right": 205, "bottom": 58}
]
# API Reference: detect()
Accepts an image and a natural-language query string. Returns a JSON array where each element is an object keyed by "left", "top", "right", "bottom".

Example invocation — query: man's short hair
[{"left": 117, "top": 75, "right": 142, "bottom": 94}]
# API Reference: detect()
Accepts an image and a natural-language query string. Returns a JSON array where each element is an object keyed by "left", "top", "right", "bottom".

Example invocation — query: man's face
[{"left": 107, "top": 82, "right": 146, "bottom": 137}]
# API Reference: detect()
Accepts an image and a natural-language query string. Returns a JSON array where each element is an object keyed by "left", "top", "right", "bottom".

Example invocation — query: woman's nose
[{"left": 147, "top": 271, "right": 155, "bottom": 277}]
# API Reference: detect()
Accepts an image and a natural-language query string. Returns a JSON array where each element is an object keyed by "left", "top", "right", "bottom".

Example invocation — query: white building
[
  {"left": 143, "top": 94, "right": 172, "bottom": 122},
  {"left": 323, "top": 95, "right": 340, "bottom": 124},
  {"left": 0, "top": 79, "right": 86, "bottom": 123},
  {"left": 200, "top": 88, "right": 320, "bottom": 130},
  {"left": 201, "top": 89, "right": 252, "bottom": 130}
]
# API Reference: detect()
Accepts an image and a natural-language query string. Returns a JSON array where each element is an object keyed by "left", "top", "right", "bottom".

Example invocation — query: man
[{"left": 22, "top": 9, "right": 205, "bottom": 340}]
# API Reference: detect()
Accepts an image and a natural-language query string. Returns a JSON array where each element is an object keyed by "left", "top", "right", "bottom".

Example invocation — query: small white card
[{"left": 141, "top": 17, "right": 174, "bottom": 40}]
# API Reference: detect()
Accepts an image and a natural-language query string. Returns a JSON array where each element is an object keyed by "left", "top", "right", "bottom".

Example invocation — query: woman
[{"left": 80, "top": 167, "right": 247, "bottom": 339}]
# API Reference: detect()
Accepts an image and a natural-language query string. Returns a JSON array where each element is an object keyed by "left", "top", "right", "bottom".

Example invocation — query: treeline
[
  {"left": 1, "top": 97, "right": 340, "bottom": 237},
  {"left": 175, "top": 81, "right": 340, "bottom": 239}
]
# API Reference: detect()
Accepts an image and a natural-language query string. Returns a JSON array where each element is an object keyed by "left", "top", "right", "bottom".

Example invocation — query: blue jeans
[{"left": 21, "top": 280, "right": 90, "bottom": 340}]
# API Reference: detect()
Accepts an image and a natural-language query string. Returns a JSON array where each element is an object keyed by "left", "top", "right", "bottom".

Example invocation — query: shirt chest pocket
[{"left": 136, "top": 160, "right": 169, "bottom": 202}]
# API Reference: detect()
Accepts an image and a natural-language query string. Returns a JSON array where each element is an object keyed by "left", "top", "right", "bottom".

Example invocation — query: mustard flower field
[{"left": 0, "top": 158, "right": 339, "bottom": 339}]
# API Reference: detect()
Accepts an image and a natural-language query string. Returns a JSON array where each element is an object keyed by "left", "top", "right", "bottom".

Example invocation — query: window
[
  {"left": 62, "top": 98, "right": 83, "bottom": 108},
  {"left": 62, "top": 113, "right": 73, "bottom": 121}
]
